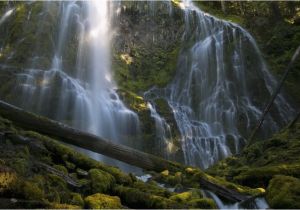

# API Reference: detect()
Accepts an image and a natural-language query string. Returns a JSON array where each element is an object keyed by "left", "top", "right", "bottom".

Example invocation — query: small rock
[
  {"left": 161, "top": 170, "right": 169, "bottom": 176},
  {"left": 76, "top": 168, "right": 88, "bottom": 177}
]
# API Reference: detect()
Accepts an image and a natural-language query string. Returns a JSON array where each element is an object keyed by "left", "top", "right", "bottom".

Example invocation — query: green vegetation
[
  {"left": 84, "top": 193, "right": 122, "bottom": 209},
  {"left": 266, "top": 175, "right": 300, "bottom": 208},
  {"left": 89, "top": 169, "right": 115, "bottom": 193},
  {"left": 206, "top": 123, "right": 300, "bottom": 208},
  {"left": 111, "top": 2, "right": 184, "bottom": 93},
  {"left": 113, "top": 46, "right": 181, "bottom": 92},
  {"left": 0, "top": 115, "right": 223, "bottom": 209}
]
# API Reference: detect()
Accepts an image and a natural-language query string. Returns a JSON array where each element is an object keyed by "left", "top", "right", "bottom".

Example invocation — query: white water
[
  {"left": 147, "top": 102, "right": 176, "bottom": 159},
  {"left": 203, "top": 190, "right": 269, "bottom": 209},
  {"left": 145, "top": 0, "right": 294, "bottom": 169},
  {"left": 10, "top": 1, "right": 140, "bottom": 167}
]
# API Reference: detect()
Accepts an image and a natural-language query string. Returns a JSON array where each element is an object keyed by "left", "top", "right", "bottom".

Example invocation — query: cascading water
[
  {"left": 145, "top": 0, "right": 294, "bottom": 169},
  {"left": 202, "top": 190, "right": 269, "bottom": 209},
  {"left": 5, "top": 1, "right": 140, "bottom": 165},
  {"left": 0, "top": 0, "right": 295, "bottom": 171},
  {"left": 147, "top": 102, "right": 175, "bottom": 159}
]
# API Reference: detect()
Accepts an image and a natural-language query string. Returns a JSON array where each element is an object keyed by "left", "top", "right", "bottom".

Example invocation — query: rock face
[{"left": 112, "top": 2, "right": 184, "bottom": 92}]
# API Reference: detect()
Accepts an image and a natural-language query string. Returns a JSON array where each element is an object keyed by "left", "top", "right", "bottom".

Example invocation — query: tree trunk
[{"left": 0, "top": 100, "right": 251, "bottom": 202}]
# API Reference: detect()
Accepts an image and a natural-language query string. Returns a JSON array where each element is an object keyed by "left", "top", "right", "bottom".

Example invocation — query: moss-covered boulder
[
  {"left": 188, "top": 198, "right": 217, "bottom": 209},
  {"left": 0, "top": 166, "right": 16, "bottom": 192},
  {"left": 88, "top": 169, "right": 115, "bottom": 194},
  {"left": 113, "top": 185, "right": 184, "bottom": 209},
  {"left": 21, "top": 181, "right": 44, "bottom": 201},
  {"left": 266, "top": 175, "right": 300, "bottom": 209},
  {"left": 70, "top": 193, "right": 84, "bottom": 207},
  {"left": 48, "top": 203, "right": 81, "bottom": 209},
  {"left": 84, "top": 193, "right": 122, "bottom": 209},
  {"left": 207, "top": 123, "right": 300, "bottom": 188}
]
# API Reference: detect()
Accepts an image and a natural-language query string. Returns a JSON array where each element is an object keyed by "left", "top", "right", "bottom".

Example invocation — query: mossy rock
[
  {"left": 233, "top": 164, "right": 300, "bottom": 187},
  {"left": 48, "top": 203, "right": 81, "bottom": 209},
  {"left": 170, "top": 191, "right": 193, "bottom": 202},
  {"left": 70, "top": 193, "right": 84, "bottom": 207},
  {"left": 53, "top": 165, "right": 68, "bottom": 174},
  {"left": 6, "top": 158, "right": 29, "bottom": 175},
  {"left": 169, "top": 189, "right": 202, "bottom": 203},
  {"left": 22, "top": 181, "right": 44, "bottom": 201},
  {"left": 188, "top": 198, "right": 217, "bottom": 209},
  {"left": 89, "top": 169, "right": 115, "bottom": 193},
  {"left": 84, "top": 193, "right": 122, "bottom": 209},
  {"left": 113, "top": 185, "right": 183, "bottom": 209},
  {"left": 161, "top": 170, "right": 169, "bottom": 176},
  {"left": 103, "top": 166, "right": 133, "bottom": 185},
  {"left": 266, "top": 175, "right": 300, "bottom": 208},
  {"left": 0, "top": 167, "right": 17, "bottom": 192},
  {"left": 64, "top": 161, "right": 76, "bottom": 170},
  {"left": 132, "top": 180, "right": 172, "bottom": 197}
]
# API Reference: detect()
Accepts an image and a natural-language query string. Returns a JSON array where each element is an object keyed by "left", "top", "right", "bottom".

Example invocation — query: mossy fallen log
[
  {"left": 0, "top": 100, "right": 181, "bottom": 172},
  {"left": 0, "top": 100, "right": 253, "bottom": 202}
]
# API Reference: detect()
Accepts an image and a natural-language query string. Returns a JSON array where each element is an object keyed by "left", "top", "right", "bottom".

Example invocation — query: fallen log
[
  {"left": 0, "top": 100, "right": 181, "bottom": 172},
  {"left": 199, "top": 177, "right": 250, "bottom": 202},
  {"left": 0, "top": 100, "right": 251, "bottom": 202}
]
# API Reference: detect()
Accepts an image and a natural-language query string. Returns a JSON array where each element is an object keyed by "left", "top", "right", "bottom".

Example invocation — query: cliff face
[{"left": 112, "top": 2, "right": 184, "bottom": 92}]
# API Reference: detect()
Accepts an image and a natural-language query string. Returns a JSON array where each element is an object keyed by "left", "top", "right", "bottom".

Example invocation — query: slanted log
[
  {"left": 199, "top": 177, "right": 250, "bottom": 202},
  {"left": 0, "top": 100, "right": 252, "bottom": 202},
  {"left": 0, "top": 100, "right": 182, "bottom": 172}
]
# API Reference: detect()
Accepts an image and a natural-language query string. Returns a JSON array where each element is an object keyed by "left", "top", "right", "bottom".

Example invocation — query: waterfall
[
  {"left": 202, "top": 190, "right": 269, "bottom": 209},
  {"left": 147, "top": 102, "right": 175, "bottom": 159},
  {"left": 0, "top": 1, "right": 295, "bottom": 170},
  {"left": 6, "top": 1, "right": 140, "bottom": 163},
  {"left": 146, "top": 1, "right": 295, "bottom": 168}
]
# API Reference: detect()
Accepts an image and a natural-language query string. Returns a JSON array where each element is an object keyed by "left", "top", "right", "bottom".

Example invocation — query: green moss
[
  {"left": 188, "top": 198, "right": 217, "bottom": 209},
  {"left": 170, "top": 191, "right": 193, "bottom": 202},
  {"left": 70, "top": 193, "right": 84, "bottom": 207},
  {"left": 89, "top": 169, "right": 115, "bottom": 193},
  {"left": 0, "top": 169, "right": 17, "bottom": 192},
  {"left": 48, "top": 203, "right": 81, "bottom": 209},
  {"left": 7, "top": 158, "right": 28, "bottom": 175},
  {"left": 103, "top": 166, "right": 133, "bottom": 185},
  {"left": 23, "top": 130, "right": 133, "bottom": 185},
  {"left": 170, "top": 189, "right": 203, "bottom": 203},
  {"left": 65, "top": 161, "right": 76, "bottom": 170},
  {"left": 113, "top": 45, "right": 181, "bottom": 92},
  {"left": 113, "top": 185, "right": 184, "bottom": 209},
  {"left": 195, "top": 2, "right": 244, "bottom": 25},
  {"left": 84, "top": 193, "right": 122, "bottom": 209},
  {"left": 22, "top": 181, "right": 44, "bottom": 201},
  {"left": 53, "top": 165, "right": 68, "bottom": 174},
  {"left": 207, "top": 124, "right": 300, "bottom": 187},
  {"left": 192, "top": 171, "right": 264, "bottom": 196},
  {"left": 132, "top": 180, "right": 172, "bottom": 197},
  {"left": 233, "top": 164, "right": 300, "bottom": 187},
  {"left": 266, "top": 175, "right": 300, "bottom": 208}
]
